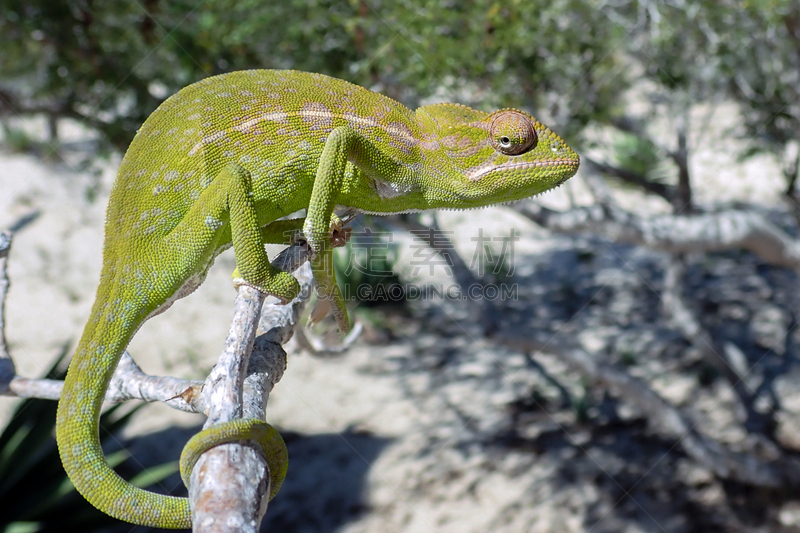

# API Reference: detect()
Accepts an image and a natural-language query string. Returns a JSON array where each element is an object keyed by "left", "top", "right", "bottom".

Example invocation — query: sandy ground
[{"left": 0, "top": 99, "right": 792, "bottom": 533}]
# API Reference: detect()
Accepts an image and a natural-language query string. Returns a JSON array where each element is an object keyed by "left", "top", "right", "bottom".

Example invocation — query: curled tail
[
  {"left": 56, "top": 278, "right": 288, "bottom": 528},
  {"left": 55, "top": 283, "right": 193, "bottom": 528}
]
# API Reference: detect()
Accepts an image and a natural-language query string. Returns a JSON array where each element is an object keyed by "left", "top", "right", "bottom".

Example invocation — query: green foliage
[
  {"left": 613, "top": 1, "right": 799, "bottom": 165},
  {"left": 0, "top": 0, "right": 623, "bottom": 148},
  {"left": 0, "top": 123, "right": 36, "bottom": 153},
  {"left": 0, "top": 353, "right": 178, "bottom": 533},
  {"left": 2, "top": 1, "right": 797, "bottom": 196},
  {"left": 619, "top": 350, "right": 637, "bottom": 367},
  {"left": 334, "top": 224, "right": 405, "bottom": 307},
  {"left": 610, "top": 131, "right": 676, "bottom": 188}
]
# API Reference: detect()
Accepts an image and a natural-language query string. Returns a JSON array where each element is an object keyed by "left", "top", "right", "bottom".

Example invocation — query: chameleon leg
[
  {"left": 304, "top": 126, "right": 384, "bottom": 333},
  {"left": 226, "top": 165, "right": 301, "bottom": 302},
  {"left": 161, "top": 163, "right": 301, "bottom": 303},
  {"left": 231, "top": 215, "right": 352, "bottom": 284},
  {"left": 250, "top": 214, "right": 353, "bottom": 330}
]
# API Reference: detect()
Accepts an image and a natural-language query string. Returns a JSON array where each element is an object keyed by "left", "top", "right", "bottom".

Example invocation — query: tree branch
[
  {"left": 518, "top": 203, "right": 800, "bottom": 269},
  {"left": 189, "top": 250, "right": 315, "bottom": 532},
  {"left": 582, "top": 157, "right": 674, "bottom": 202},
  {"left": 0, "top": 232, "right": 14, "bottom": 395}
]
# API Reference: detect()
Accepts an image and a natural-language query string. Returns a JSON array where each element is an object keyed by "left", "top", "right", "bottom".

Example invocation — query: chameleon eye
[{"left": 489, "top": 110, "right": 537, "bottom": 155}]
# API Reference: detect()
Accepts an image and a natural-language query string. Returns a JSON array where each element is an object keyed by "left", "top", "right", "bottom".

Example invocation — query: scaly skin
[{"left": 55, "top": 69, "right": 579, "bottom": 528}]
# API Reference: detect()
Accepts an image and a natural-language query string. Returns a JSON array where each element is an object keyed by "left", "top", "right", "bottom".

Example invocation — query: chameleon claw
[
  {"left": 329, "top": 223, "right": 352, "bottom": 248},
  {"left": 303, "top": 212, "right": 356, "bottom": 259}
]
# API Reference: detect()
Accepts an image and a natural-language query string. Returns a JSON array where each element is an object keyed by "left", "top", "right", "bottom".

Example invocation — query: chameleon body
[{"left": 55, "top": 69, "right": 579, "bottom": 528}]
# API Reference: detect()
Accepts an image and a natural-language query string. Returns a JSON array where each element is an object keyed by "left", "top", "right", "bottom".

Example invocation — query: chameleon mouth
[{"left": 467, "top": 157, "right": 580, "bottom": 182}]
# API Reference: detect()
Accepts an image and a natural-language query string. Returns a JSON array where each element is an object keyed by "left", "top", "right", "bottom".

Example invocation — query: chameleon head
[{"left": 418, "top": 105, "right": 579, "bottom": 208}]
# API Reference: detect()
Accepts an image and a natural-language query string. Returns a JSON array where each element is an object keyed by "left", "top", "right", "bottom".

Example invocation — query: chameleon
[{"left": 55, "top": 69, "right": 579, "bottom": 528}]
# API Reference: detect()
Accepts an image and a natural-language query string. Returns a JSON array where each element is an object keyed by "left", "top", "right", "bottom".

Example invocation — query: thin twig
[{"left": 0, "top": 232, "right": 15, "bottom": 395}]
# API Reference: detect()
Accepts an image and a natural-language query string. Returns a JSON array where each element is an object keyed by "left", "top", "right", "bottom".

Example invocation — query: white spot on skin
[
  {"left": 205, "top": 215, "right": 224, "bottom": 231},
  {"left": 419, "top": 137, "right": 441, "bottom": 151},
  {"left": 185, "top": 101, "right": 419, "bottom": 159},
  {"left": 164, "top": 170, "right": 180, "bottom": 181},
  {"left": 372, "top": 179, "right": 416, "bottom": 199},
  {"left": 188, "top": 130, "right": 227, "bottom": 156},
  {"left": 344, "top": 112, "right": 379, "bottom": 128}
]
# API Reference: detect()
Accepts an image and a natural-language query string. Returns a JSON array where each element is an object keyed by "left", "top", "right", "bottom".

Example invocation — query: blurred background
[{"left": 1, "top": 1, "right": 800, "bottom": 532}]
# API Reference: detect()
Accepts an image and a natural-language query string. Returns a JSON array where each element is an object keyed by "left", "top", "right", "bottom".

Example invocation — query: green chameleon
[{"left": 55, "top": 69, "right": 579, "bottom": 528}]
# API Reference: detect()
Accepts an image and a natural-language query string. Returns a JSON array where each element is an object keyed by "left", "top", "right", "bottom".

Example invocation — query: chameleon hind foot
[
  {"left": 231, "top": 213, "right": 353, "bottom": 308},
  {"left": 231, "top": 267, "right": 300, "bottom": 304}
]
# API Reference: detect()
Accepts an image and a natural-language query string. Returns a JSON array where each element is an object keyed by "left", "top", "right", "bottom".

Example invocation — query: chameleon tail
[
  {"left": 55, "top": 281, "right": 193, "bottom": 528},
  {"left": 56, "top": 269, "right": 289, "bottom": 528}
]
